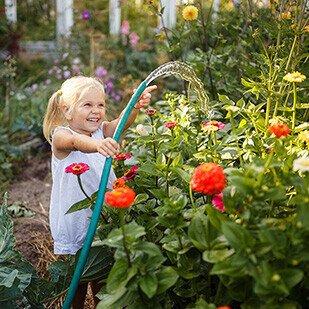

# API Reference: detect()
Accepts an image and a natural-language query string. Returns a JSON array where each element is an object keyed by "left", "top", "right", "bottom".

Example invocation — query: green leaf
[
  {"left": 222, "top": 222, "right": 255, "bottom": 251},
  {"left": 188, "top": 213, "right": 216, "bottom": 251},
  {"left": 65, "top": 196, "right": 93, "bottom": 214},
  {"left": 0, "top": 194, "right": 19, "bottom": 263},
  {"left": 203, "top": 248, "right": 234, "bottom": 263},
  {"left": 210, "top": 253, "right": 248, "bottom": 277},
  {"left": 279, "top": 269, "right": 304, "bottom": 289},
  {"left": 79, "top": 245, "right": 113, "bottom": 281},
  {"left": 139, "top": 274, "right": 158, "bottom": 298},
  {"left": 134, "top": 193, "right": 149, "bottom": 204},
  {"left": 106, "top": 259, "right": 137, "bottom": 294},
  {"left": 97, "top": 287, "right": 127, "bottom": 309},
  {"left": 205, "top": 205, "right": 229, "bottom": 231},
  {"left": 172, "top": 166, "right": 191, "bottom": 183},
  {"left": 156, "top": 266, "right": 179, "bottom": 294}
]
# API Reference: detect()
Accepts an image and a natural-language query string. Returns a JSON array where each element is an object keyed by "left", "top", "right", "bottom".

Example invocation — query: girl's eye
[
  {"left": 84, "top": 103, "right": 91, "bottom": 107},
  {"left": 99, "top": 104, "right": 105, "bottom": 108}
]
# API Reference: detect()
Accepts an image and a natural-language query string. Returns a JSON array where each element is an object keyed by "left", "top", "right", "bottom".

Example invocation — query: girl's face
[{"left": 65, "top": 87, "right": 106, "bottom": 135}]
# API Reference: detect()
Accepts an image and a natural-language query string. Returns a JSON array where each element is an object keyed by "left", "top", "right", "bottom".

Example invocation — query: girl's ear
[{"left": 61, "top": 105, "right": 72, "bottom": 121}]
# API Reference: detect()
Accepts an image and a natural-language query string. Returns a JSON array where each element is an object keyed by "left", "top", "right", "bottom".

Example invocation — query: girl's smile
[{"left": 66, "top": 88, "right": 106, "bottom": 135}]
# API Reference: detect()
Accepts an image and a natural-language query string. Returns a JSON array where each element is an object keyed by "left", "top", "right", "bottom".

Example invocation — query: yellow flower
[
  {"left": 299, "top": 130, "right": 309, "bottom": 146},
  {"left": 283, "top": 71, "right": 306, "bottom": 83},
  {"left": 304, "top": 25, "right": 309, "bottom": 32},
  {"left": 182, "top": 5, "right": 198, "bottom": 21},
  {"left": 281, "top": 11, "right": 291, "bottom": 20}
]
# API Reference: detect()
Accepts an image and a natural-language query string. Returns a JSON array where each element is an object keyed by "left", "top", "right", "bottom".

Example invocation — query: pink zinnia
[
  {"left": 164, "top": 122, "right": 178, "bottom": 129},
  {"left": 65, "top": 163, "right": 90, "bottom": 175},
  {"left": 212, "top": 193, "right": 225, "bottom": 212},
  {"left": 202, "top": 120, "right": 225, "bottom": 130}
]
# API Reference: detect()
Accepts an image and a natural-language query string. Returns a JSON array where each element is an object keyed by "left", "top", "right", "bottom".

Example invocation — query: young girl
[{"left": 43, "top": 76, "right": 156, "bottom": 308}]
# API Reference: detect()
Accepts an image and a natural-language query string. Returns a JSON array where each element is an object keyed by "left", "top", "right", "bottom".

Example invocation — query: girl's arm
[
  {"left": 104, "top": 85, "right": 157, "bottom": 138},
  {"left": 53, "top": 129, "right": 120, "bottom": 160}
]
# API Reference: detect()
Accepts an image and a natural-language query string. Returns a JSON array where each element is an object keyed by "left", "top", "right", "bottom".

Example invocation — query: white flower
[
  {"left": 136, "top": 124, "right": 149, "bottom": 136},
  {"left": 293, "top": 157, "right": 309, "bottom": 172}
]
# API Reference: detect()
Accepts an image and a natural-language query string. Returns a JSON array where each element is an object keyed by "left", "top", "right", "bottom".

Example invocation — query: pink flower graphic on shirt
[{"left": 65, "top": 162, "right": 90, "bottom": 175}]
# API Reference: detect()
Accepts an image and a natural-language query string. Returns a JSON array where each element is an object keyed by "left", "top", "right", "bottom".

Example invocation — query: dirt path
[{"left": 8, "top": 151, "right": 53, "bottom": 266}]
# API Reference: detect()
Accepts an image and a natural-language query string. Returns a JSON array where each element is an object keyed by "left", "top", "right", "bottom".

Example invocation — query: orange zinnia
[
  {"left": 191, "top": 163, "right": 226, "bottom": 195},
  {"left": 269, "top": 121, "right": 290, "bottom": 137},
  {"left": 113, "top": 178, "right": 126, "bottom": 189},
  {"left": 105, "top": 187, "right": 136, "bottom": 208}
]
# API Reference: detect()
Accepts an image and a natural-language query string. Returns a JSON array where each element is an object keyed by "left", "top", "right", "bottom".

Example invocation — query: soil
[{"left": 8, "top": 150, "right": 53, "bottom": 267}]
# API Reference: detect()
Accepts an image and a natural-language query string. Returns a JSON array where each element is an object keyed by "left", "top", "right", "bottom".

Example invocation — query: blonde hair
[{"left": 43, "top": 76, "right": 105, "bottom": 144}]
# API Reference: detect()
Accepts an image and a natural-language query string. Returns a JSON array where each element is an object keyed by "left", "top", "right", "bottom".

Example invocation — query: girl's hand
[
  {"left": 133, "top": 85, "right": 157, "bottom": 110},
  {"left": 97, "top": 137, "right": 120, "bottom": 158}
]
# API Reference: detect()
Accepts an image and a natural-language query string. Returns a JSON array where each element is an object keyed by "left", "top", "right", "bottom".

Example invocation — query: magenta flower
[
  {"left": 123, "top": 165, "right": 139, "bottom": 181},
  {"left": 115, "top": 153, "right": 132, "bottom": 161},
  {"left": 202, "top": 120, "right": 225, "bottom": 130},
  {"left": 145, "top": 109, "right": 157, "bottom": 116},
  {"left": 212, "top": 193, "right": 225, "bottom": 212},
  {"left": 82, "top": 10, "right": 91, "bottom": 20},
  {"left": 65, "top": 163, "right": 90, "bottom": 175},
  {"left": 164, "top": 122, "right": 178, "bottom": 129}
]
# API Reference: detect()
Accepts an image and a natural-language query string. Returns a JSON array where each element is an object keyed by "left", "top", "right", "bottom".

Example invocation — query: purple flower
[
  {"left": 57, "top": 74, "right": 63, "bottom": 80},
  {"left": 82, "top": 10, "right": 91, "bottom": 20},
  {"left": 45, "top": 79, "right": 51, "bottom": 85},
  {"left": 63, "top": 71, "right": 71, "bottom": 79},
  {"left": 48, "top": 69, "right": 53, "bottom": 75},
  {"left": 96, "top": 65, "right": 108, "bottom": 78}
]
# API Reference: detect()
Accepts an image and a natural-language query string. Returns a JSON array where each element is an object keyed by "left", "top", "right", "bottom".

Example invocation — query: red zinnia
[
  {"left": 269, "top": 121, "right": 290, "bottom": 137},
  {"left": 65, "top": 163, "right": 90, "bottom": 175},
  {"left": 123, "top": 165, "right": 139, "bottom": 181},
  {"left": 164, "top": 122, "right": 178, "bottom": 129},
  {"left": 113, "top": 178, "right": 126, "bottom": 189},
  {"left": 115, "top": 153, "right": 132, "bottom": 160},
  {"left": 190, "top": 163, "right": 226, "bottom": 195},
  {"left": 217, "top": 307, "right": 232, "bottom": 309},
  {"left": 105, "top": 187, "right": 136, "bottom": 208}
]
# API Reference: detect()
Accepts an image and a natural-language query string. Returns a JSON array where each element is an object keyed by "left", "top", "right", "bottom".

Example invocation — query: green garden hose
[{"left": 62, "top": 81, "right": 147, "bottom": 309}]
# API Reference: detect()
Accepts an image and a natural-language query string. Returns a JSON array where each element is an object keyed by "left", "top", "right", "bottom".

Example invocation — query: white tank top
[{"left": 49, "top": 125, "right": 116, "bottom": 255}]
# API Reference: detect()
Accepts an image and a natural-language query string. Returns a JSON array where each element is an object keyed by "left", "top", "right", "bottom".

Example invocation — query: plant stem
[
  {"left": 150, "top": 117, "right": 158, "bottom": 187},
  {"left": 77, "top": 175, "right": 91, "bottom": 200},
  {"left": 291, "top": 82, "right": 297, "bottom": 133},
  {"left": 212, "top": 131, "right": 218, "bottom": 163},
  {"left": 189, "top": 184, "right": 197, "bottom": 213},
  {"left": 120, "top": 209, "right": 131, "bottom": 268}
]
